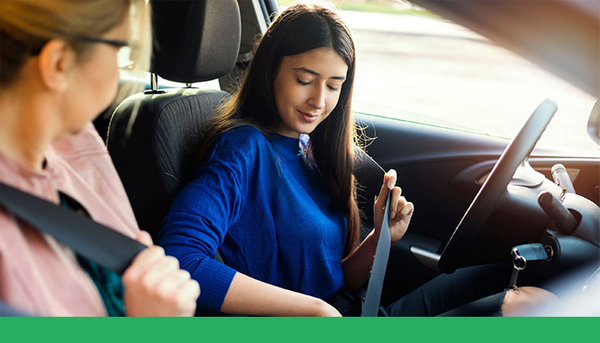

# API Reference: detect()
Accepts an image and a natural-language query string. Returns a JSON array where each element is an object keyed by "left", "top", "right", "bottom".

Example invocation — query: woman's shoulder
[
  {"left": 213, "top": 125, "right": 271, "bottom": 150},
  {"left": 219, "top": 125, "right": 267, "bottom": 140},
  {"left": 202, "top": 125, "right": 274, "bottom": 164}
]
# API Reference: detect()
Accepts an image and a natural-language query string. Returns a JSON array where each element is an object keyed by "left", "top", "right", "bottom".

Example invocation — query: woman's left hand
[{"left": 373, "top": 169, "right": 414, "bottom": 245}]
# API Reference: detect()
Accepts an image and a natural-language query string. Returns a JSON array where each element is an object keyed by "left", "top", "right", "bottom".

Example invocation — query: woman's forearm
[
  {"left": 341, "top": 229, "right": 379, "bottom": 290},
  {"left": 220, "top": 272, "right": 341, "bottom": 316}
]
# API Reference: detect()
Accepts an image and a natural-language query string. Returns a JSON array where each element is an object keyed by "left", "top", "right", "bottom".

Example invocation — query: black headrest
[{"left": 150, "top": 0, "right": 241, "bottom": 83}]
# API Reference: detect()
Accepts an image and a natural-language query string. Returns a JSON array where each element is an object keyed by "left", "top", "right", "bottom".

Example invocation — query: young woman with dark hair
[
  {"left": 161, "top": 2, "right": 412, "bottom": 317},
  {"left": 160, "top": 1, "right": 555, "bottom": 317},
  {"left": 198, "top": 1, "right": 362, "bottom": 257}
]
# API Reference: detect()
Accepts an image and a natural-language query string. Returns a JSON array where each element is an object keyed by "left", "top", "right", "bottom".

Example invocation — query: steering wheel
[{"left": 438, "top": 99, "right": 558, "bottom": 273}]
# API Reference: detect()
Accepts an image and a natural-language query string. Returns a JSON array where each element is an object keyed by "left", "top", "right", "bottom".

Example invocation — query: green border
[{"left": 2, "top": 317, "right": 599, "bottom": 343}]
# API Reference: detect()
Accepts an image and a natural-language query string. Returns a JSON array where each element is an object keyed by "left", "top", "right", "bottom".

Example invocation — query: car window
[{"left": 278, "top": 0, "right": 598, "bottom": 156}]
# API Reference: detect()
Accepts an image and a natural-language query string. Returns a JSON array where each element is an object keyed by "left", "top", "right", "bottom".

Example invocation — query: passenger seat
[{"left": 106, "top": 0, "right": 241, "bottom": 243}]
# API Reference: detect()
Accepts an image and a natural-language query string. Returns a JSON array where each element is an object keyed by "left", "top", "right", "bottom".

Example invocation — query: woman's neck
[{"left": 0, "top": 88, "right": 57, "bottom": 172}]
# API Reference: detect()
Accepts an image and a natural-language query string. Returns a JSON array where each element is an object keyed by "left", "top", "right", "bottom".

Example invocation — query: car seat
[
  {"left": 106, "top": 0, "right": 241, "bottom": 243},
  {"left": 106, "top": 0, "right": 392, "bottom": 314}
]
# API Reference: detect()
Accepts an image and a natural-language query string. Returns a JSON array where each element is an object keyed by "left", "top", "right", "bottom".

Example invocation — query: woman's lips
[{"left": 298, "top": 110, "right": 319, "bottom": 122}]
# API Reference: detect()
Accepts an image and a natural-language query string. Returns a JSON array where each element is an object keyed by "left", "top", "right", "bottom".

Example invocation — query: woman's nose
[{"left": 309, "top": 84, "right": 326, "bottom": 109}]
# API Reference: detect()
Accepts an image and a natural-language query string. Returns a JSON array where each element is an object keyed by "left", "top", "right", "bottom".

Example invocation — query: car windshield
[{"left": 278, "top": 0, "right": 598, "bottom": 156}]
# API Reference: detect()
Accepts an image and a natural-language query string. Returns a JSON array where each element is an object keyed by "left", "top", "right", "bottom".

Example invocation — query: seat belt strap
[
  {"left": 0, "top": 182, "right": 145, "bottom": 275},
  {"left": 354, "top": 148, "right": 392, "bottom": 317},
  {"left": 361, "top": 192, "right": 391, "bottom": 317}
]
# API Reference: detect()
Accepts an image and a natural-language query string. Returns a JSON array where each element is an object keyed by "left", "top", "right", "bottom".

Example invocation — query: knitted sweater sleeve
[{"left": 159, "top": 129, "right": 256, "bottom": 312}]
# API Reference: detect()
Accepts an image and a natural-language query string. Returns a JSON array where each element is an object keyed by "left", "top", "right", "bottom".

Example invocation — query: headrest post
[{"left": 150, "top": 73, "right": 159, "bottom": 91}]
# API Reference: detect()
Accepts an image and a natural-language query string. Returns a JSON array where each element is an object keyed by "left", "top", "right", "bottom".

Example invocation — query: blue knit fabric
[{"left": 160, "top": 126, "right": 347, "bottom": 312}]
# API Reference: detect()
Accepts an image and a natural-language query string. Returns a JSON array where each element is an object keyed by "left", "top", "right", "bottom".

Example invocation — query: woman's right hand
[
  {"left": 315, "top": 299, "right": 343, "bottom": 317},
  {"left": 121, "top": 231, "right": 200, "bottom": 316},
  {"left": 501, "top": 286, "right": 559, "bottom": 316},
  {"left": 373, "top": 169, "right": 414, "bottom": 245}
]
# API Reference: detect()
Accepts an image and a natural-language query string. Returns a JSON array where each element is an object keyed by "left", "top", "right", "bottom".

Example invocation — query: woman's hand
[
  {"left": 501, "top": 286, "right": 559, "bottom": 316},
  {"left": 373, "top": 169, "right": 414, "bottom": 245},
  {"left": 341, "top": 169, "right": 414, "bottom": 289},
  {"left": 121, "top": 231, "right": 201, "bottom": 317},
  {"left": 314, "top": 300, "right": 343, "bottom": 317}
]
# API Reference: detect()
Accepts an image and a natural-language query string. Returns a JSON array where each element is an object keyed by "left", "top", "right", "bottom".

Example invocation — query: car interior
[{"left": 92, "top": 0, "right": 599, "bottom": 314}]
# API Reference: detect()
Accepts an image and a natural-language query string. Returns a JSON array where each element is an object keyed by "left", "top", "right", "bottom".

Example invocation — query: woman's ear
[{"left": 36, "top": 40, "right": 76, "bottom": 92}]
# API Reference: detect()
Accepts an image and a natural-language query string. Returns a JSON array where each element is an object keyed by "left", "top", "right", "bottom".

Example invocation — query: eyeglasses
[
  {"left": 50, "top": 34, "right": 135, "bottom": 71},
  {"left": 31, "top": 34, "right": 135, "bottom": 70},
  {"left": 30, "top": 34, "right": 136, "bottom": 71}
]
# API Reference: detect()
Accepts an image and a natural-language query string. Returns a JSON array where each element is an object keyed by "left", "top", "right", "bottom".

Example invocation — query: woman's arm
[
  {"left": 221, "top": 272, "right": 341, "bottom": 316},
  {"left": 161, "top": 129, "right": 341, "bottom": 316},
  {"left": 341, "top": 227, "right": 379, "bottom": 291},
  {"left": 341, "top": 169, "right": 414, "bottom": 290},
  {"left": 122, "top": 231, "right": 200, "bottom": 316}
]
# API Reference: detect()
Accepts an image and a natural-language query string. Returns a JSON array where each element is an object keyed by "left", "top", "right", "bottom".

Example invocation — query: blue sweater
[{"left": 160, "top": 126, "right": 347, "bottom": 312}]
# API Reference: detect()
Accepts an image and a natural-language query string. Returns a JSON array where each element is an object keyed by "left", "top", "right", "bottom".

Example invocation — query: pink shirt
[{"left": 0, "top": 124, "right": 140, "bottom": 316}]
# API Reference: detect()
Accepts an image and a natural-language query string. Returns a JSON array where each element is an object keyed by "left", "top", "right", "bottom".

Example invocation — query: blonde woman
[{"left": 0, "top": 0, "right": 199, "bottom": 316}]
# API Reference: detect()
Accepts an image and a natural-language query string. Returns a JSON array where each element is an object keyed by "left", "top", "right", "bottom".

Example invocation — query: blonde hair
[{"left": 0, "top": 0, "right": 151, "bottom": 104}]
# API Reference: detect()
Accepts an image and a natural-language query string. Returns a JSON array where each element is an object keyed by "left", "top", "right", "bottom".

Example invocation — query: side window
[{"left": 278, "top": 0, "right": 598, "bottom": 155}]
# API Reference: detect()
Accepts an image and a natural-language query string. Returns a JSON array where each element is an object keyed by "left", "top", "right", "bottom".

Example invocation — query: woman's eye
[
  {"left": 328, "top": 85, "right": 340, "bottom": 91},
  {"left": 296, "top": 78, "right": 311, "bottom": 86}
]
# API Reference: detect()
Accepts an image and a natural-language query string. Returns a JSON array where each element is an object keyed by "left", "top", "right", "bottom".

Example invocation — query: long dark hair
[{"left": 201, "top": 2, "right": 360, "bottom": 257}]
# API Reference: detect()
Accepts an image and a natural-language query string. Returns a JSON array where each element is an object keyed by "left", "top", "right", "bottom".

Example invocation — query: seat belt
[
  {"left": 361, "top": 192, "right": 392, "bottom": 317},
  {"left": 0, "top": 182, "right": 145, "bottom": 275},
  {"left": 354, "top": 148, "right": 392, "bottom": 317}
]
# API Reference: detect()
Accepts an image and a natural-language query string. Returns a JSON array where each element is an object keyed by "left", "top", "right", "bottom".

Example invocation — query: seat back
[{"left": 107, "top": 0, "right": 241, "bottom": 242}]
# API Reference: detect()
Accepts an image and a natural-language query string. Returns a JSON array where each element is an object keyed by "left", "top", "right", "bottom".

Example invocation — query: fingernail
[{"left": 390, "top": 211, "right": 396, "bottom": 219}]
